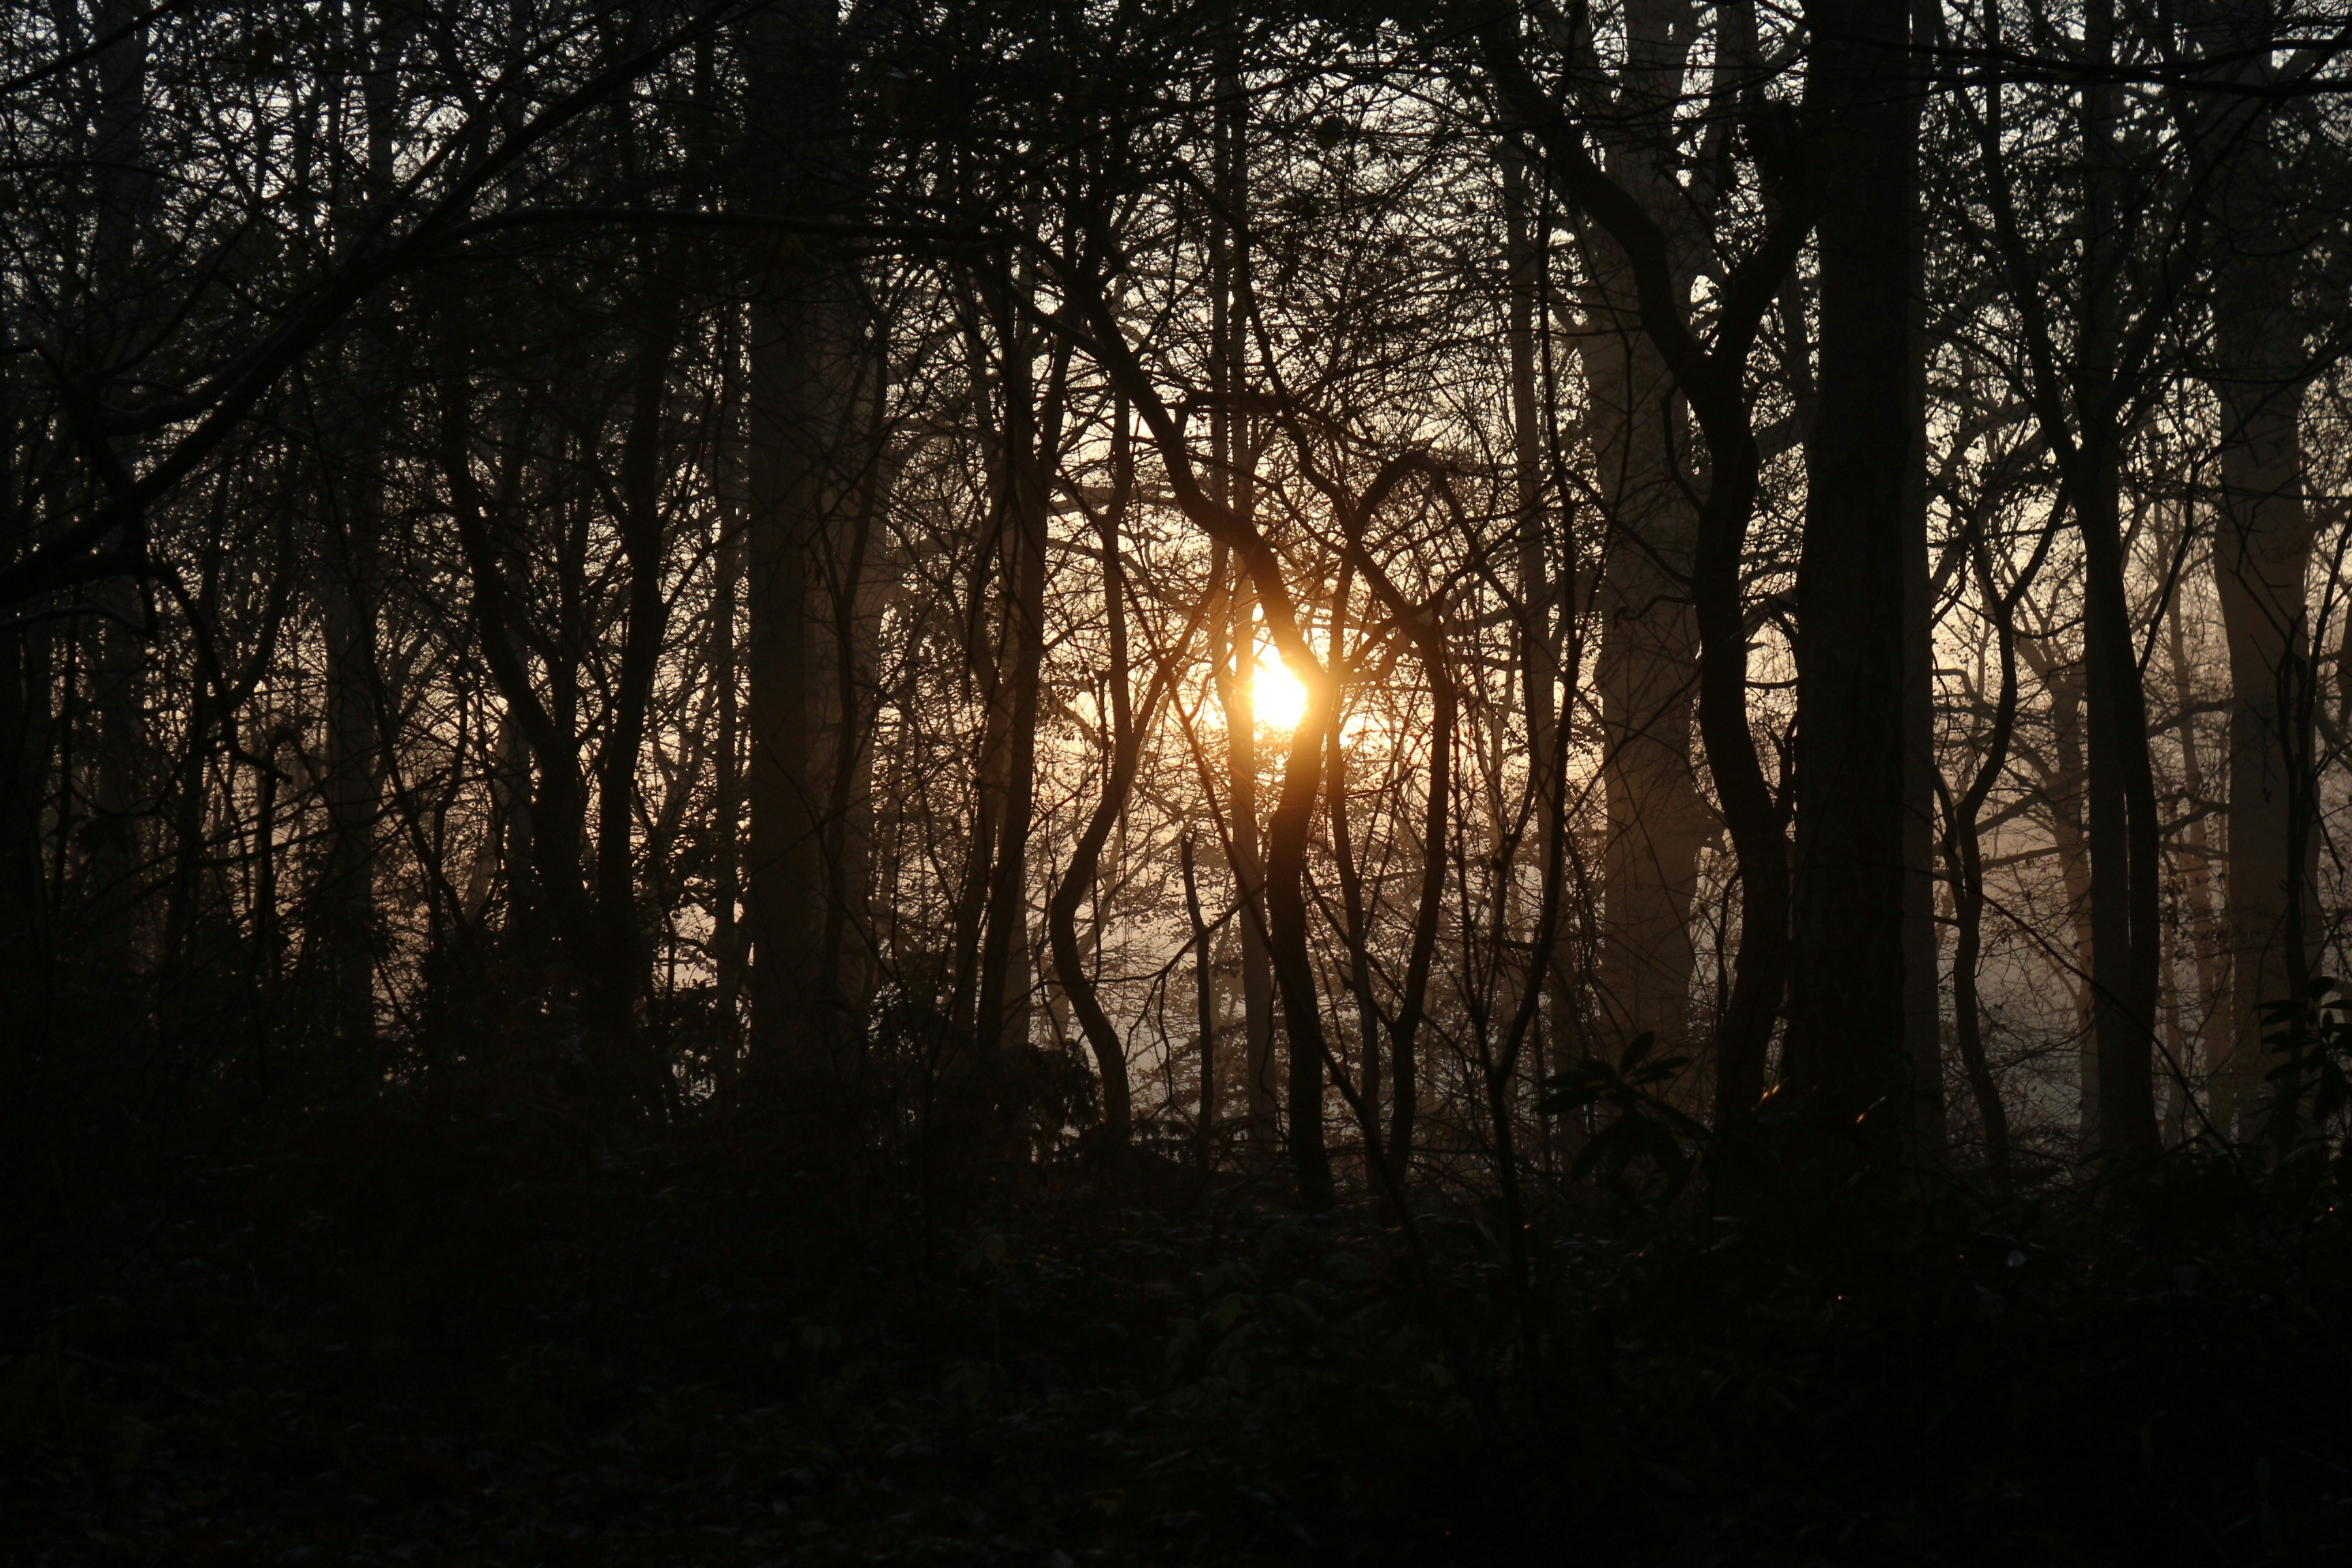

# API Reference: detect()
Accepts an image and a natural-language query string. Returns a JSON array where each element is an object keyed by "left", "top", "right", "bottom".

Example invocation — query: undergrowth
[{"left": 5, "top": 1101, "right": 2350, "bottom": 1565}]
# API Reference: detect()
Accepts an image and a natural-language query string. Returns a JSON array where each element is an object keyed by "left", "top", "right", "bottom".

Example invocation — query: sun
[{"left": 1254, "top": 650, "right": 1309, "bottom": 732}]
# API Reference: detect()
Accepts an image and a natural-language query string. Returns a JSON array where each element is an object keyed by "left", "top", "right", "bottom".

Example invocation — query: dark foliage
[{"left": 7, "top": 1107, "right": 2349, "bottom": 1565}]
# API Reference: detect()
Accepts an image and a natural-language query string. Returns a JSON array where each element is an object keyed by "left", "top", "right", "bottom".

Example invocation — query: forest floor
[{"left": 7, "top": 1102, "right": 2352, "bottom": 1565}]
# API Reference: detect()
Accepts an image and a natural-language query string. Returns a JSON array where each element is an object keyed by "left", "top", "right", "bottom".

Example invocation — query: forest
[{"left": 7, "top": 0, "right": 2352, "bottom": 1561}]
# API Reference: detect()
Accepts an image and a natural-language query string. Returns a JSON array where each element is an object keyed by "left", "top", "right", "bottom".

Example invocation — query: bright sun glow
[{"left": 1254, "top": 651, "right": 1308, "bottom": 732}]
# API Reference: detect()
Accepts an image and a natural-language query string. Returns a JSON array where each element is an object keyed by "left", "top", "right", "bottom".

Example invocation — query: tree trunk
[
  {"left": 2075, "top": 439, "right": 2163, "bottom": 1153},
  {"left": 595, "top": 301, "right": 681, "bottom": 1107},
  {"left": 1183, "top": 835, "right": 1218, "bottom": 1175},
  {"left": 1327, "top": 715, "right": 1377, "bottom": 1130},
  {"left": 2029, "top": 651, "right": 2103, "bottom": 1142},
  {"left": 741, "top": 0, "right": 860, "bottom": 1088},
  {"left": 314, "top": 1, "right": 417, "bottom": 1062},
  {"left": 1582, "top": 291, "right": 1703, "bottom": 1060},
  {"left": 76, "top": 0, "right": 160, "bottom": 1026},
  {"left": 1944, "top": 536, "right": 2023, "bottom": 1179},
  {"left": 1266, "top": 681, "right": 1336, "bottom": 1211},
  {"left": 1208, "top": 84, "right": 1281, "bottom": 1158},
  {"left": 817, "top": 331, "right": 889, "bottom": 1054},
  {"left": 1561, "top": 0, "right": 1712, "bottom": 1071},
  {"left": 1324, "top": 565, "right": 1385, "bottom": 1172},
  {"left": 972, "top": 291, "right": 1064, "bottom": 1068},
  {"left": 710, "top": 306, "right": 749, "bottom": 1069},
  {"left": 1899, "top": 1, "right": 1948, "bottom": 1161},
  {"left": 1048, "top": 405, "right": 1143, "bottom": 1148},
  {"left": 2164, "top": 587, "right": 2230, "bottom": 1129},
  {"left": 1502, "top": 137, "right": 1573, "bottom": 1107},
  {"left": 1209, "top": 551, "right": 1279, "bottom": 1154},
  {"left": 1784, "top": 0, "right": 1921, "bottom": 1162},
  {"left": 2185, "top": 1, "right": 2317, "bottom": 1139}
]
